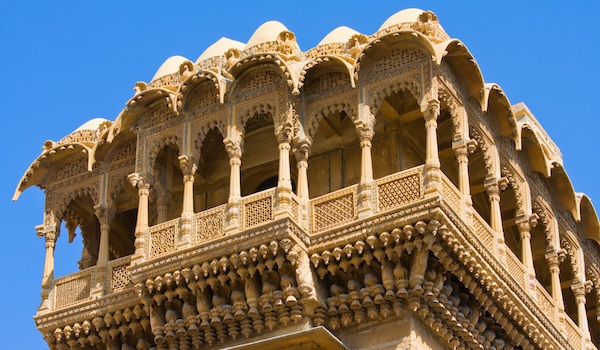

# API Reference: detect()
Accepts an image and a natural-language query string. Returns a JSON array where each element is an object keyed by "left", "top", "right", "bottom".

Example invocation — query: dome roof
[
  {"left": 378, "top": 8, "right": 425, "bottom": 31},
  {"left": 74, "top": 118, "right": 109, "bottom": 132},
  {"left": 196, "top": 37, "right": 246, "bottom": 63},
  {"left": 245, "top": 21, "right": 289, "bottom": 49},
  {"left": 151, "top": 55, "right": 189, "bottom": 82},
  {"left": 317, "top": 26, "right": 359, "bottom": 46}
]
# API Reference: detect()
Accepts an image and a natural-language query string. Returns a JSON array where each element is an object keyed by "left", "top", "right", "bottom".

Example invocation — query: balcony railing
[
  {"left": 43, "top": 165, "right": 593, "bottom": 349},
  {"left": 52, "top": 266, "right": 94, "bottom": 309}
]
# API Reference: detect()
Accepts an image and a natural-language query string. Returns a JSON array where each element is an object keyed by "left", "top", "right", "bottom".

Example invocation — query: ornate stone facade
[{"left": 15, "top": 9, "right": 600, "bottom": 350}]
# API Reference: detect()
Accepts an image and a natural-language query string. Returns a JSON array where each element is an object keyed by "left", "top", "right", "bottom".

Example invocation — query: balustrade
[
  {"left": 53, "top": 267, "right": 94, "bottom": 309},
  {"left": 43, "top": 165, "right": 587, "bottom": 348}
]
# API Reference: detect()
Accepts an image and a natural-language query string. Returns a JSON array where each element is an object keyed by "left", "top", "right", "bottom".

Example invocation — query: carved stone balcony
[{"left": 36, "top": 165, "right": 594, "bottom": 350}]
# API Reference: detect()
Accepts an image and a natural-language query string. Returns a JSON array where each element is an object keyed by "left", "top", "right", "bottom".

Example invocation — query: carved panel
[
  {"left": 53, "top": 268, "right": 93, "bottom": 309},
  {"left": 366, "top": 46, "right": 427, "bottom": 75},
  {"left": 565, "top": 317, "right": 583, "bottom": 350},
  {"left": 441, "top": 174, "right": 462, "bottom": 215},
  {"left": 505, "top": 249, "right": 527, "bottom": 291},
  {"left": 148, "top": 72, "right": 180, "bottom": 89},
  {"left": 472, "top": 211, "right": 496, "bottom": 251},
  {"left": 535, "top": 280, "right": 556, "bottom": 323},
  {"left": 241, "top": 190, "right": 274, "bottom": 229},
  {"left": 375, "top": 167, "right": 422, "bottom": 212},
  {"left": 311, "top": 185, "right": 357, "bottom": 232},
  {"left": 195, "top": 205, "right": 225, "bottom": 242},
  {"left": 109, "top": 256, "right": 132, "bottom": 292},
  {"left": 303, "top": 71, "right": 352, "bottom": 103},
  {"left": 148, "top": 219, "right": 178, "bottom": 259}
]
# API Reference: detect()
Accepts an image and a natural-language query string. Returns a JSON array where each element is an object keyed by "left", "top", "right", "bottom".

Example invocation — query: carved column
[
  {"left": 546, "top": 250, "right": 566, "bottom": 324},
  {"left": 154, "top": 183, "right": 171, "bottom": 224},
  {"left": 93, "top": 205, "right": 114, "bottom": 296},
  {"left": 516, "top": 217, "right": 535, "bottom": 291},
  {"left": 573, "top": 281, "right": 592, "bottom": 341},
  {"left": 294, "top": 137, "right": 311, "bottom": 227},
  {"left": 179, "top": 155, "right": 197, "bottom": 247},
  {"left": 275, "top": 122, "right": 293, "bottom": 218},
  {"left": 224, "top": 137, "right": 243, "bottom": 232},
  {"left": 485, "top": 178, "right": 505, "bottom": 259},
  {"left": 128, "top": 173, "right": 151, "bottom": 262},
  {"left": 36, "top": 211, "right": 60, "bottom": 312},
  {"left": 354, "top": 117, "right": 375, "bottom": 218},
  {"left": 423, "top": 99, "right": 441, "bottom": 195}
]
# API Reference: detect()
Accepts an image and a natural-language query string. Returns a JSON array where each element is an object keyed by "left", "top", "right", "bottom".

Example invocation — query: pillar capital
[
  {"left": 354, "top": 118, "right": 374, "bottom": 143},
  {"left": 94, "top": 204, "right": 114, "bottom": 225},
  {"left": 515, "top": 216, "right": 531, "bottom": 238},
  {"left": 571, "top": 281, "right": 591, "bottom": 299},
  {"left": 545, "top": 250, "right": 560, "bottom": 268},
  {"left": 276, "top": 121, "right": 294, "bottom": 144},
  {"left": 178, "top": 155, "right": 197, "bottom": 178},
  {"left": 452, "top": 139, "right": 469, "bottom": 158},
  {"left": 293, "top": 137, "right": 312, "bottom": 163},
  {"left": 485, "top": 177, "right": 508, "bottom": 198},
  {"left": 421, "top": 99, "right": 440, "bottom": 123},
  {"left": 224, "top": 137, "right": 243, "bottom": 159},
  {"left": 128, "top": 172, "right": 152, "bottom": 190}
]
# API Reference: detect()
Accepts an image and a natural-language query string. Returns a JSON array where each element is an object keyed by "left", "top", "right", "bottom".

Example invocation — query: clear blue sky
[{"left": 1, "top": 1, "right": 598, "bottom": 348}]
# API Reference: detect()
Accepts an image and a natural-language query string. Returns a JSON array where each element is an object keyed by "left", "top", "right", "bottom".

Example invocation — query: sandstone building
[{"left": 15, "top": 8, "right": 600, "bottom": 350}]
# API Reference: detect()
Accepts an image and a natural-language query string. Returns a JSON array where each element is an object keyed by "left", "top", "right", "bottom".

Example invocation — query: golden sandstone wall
[{"left": 15, "top": 8, "right": 600, "bottom": 350}]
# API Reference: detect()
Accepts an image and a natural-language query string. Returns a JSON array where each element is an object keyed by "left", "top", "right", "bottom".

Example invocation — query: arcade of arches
[{"left": 15, "top": 8, "right": 600, "bottom": 350}]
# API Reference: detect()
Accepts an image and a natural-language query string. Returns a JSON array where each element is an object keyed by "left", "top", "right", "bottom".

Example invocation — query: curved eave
[
  {"left": 577, "top": 194, "right": 600, "bottom": 243},
  {"left": 437, "top": 39, "right": 485, "bottom": 108},
  {"left": 519, "top": 124, "right": 552, "bottom": 177},
  {"left": 119, "top": 88, "right": 177, "bottom": 131},
  {"left": 90, "top": 125, "right": 112, "bottom": 167},
  {"left": 484, "top": 83, "right": 518, "bottom": 141},
  {"left": 228, "top": 54, "right": 295, "bottom": 94},
  {"left": 299, "top": 55, "right": 355, "bottom": 89},
  {"left": 354, "top": 30, "right": 437, "bottom": 78},
  {"left": 13, "top": 143, "right": 93, "bottom": 201},
  {"left": 177, "top": 69, "right": 228, "bottom": 111},
  {"left": 551, "top": 163, "right": 580, "bottom": 222}
]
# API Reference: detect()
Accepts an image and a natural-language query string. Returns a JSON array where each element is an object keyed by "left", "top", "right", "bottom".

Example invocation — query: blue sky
[{"left": 1, "top": 1, "right": 599, "bottom": 348}]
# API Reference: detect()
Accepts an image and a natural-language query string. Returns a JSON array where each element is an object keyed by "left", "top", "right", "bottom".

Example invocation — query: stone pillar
[
  {"left": 354, "top": 117, "right": 375, "bottom": 218},
  {"left": 93, "top": 205, "right": 113, "bottom": 297},
  {"left": 573, "top": 281, "right": 592, "bottom": 341},
  {"left": 128, "top": 173, "right": 151, "bottom": 263},
  {"left": 155, "top": 185, "right": 171, "bottom": 224},
  {"left": 546, "top": 250, "right": 566, "bottom": 324},
  {"left": 224, "top": 137, "right": 243, "bottom": 232},
  {"left": 452, "top": 139, "right": 477, "bottom": 197},
  {"left": 485, "top": 178, "right": 505, "bottom": 259},
  {"left": 36, "top": 213, "right": 60, "bottom": 312},
  {"left": 293, "top": 137, "right": 311, "bottom": 227},
  {"left": 422, "top": 99, "right": 441, "bottom": 195},
  {"left": 275, "top": 122, "right": 293, "bottom": 218},
  {"left": 178, "top": 155, "right": 197, "bottom": 248},
  {"left": 516, "top": 217, "right": 535, "bottom": 291}
]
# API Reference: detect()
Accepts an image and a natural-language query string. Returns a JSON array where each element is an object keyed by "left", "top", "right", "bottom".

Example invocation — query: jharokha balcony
[
  {"left": 32, "top": 165, "right": 593, "bottom": 350},
  {"left": 15, "top": 9, "right": 600, "bottom": 350}
]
